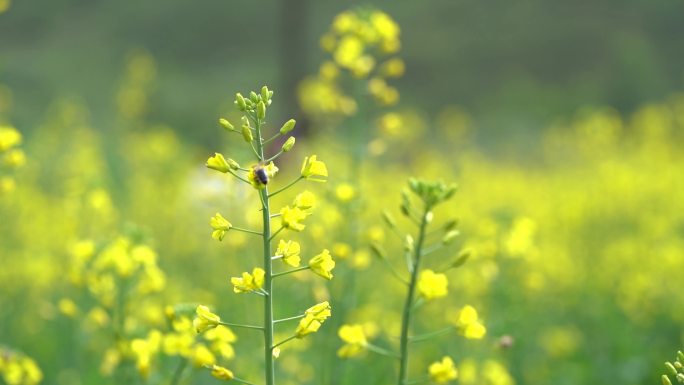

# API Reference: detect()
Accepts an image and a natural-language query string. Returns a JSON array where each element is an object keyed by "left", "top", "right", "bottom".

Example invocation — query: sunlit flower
[
  {"left": 210, "top": 213, "right": 232, "bottom": 241},
  {"left": 193, "top": 305, "right": 221, "bottom": 333},
  {"left": 248, "top": 161, "right": 279, "bottom": 189},
  {"left": 275, "top": 239, "right": 301, "bottom": 267},
  {"left": 417, "top": 269, "right": 448, "bottom": 300},
  {"left": 296, "top": 302, "right": 332, "bottom": 338},
  {"left": 231, "top": 268, "right": 265, "bottom": 293},
  {"left": 301, "top": 155, "right": 328, "bottom": 182},
  {"left": 280, "top": 205, "right": 308, "bottom": 232},
  {"left": 337, "top": 324, "right": 368, "bottom": 358},
  {"left": 293, "top": 190, "right": 316, "bottom": 210},
  {"left": 428, "top": 356, "right": 458, "bottom": 383},
  {"left": 453, "top": 305, "right": 486, "bottom": 339},
  {"left": 206, "top": 153, "right": 231, "bottom": 173},
  {"left": 210, "top": 364, "right": 235, "bottom": 381},
  {"left": 308, "top": 249, "right": 335, "bottom": 280}
]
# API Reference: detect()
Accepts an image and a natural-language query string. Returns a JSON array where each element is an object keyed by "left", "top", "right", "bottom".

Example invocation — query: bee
[{"left": 253, "top": 164, "right": 269, "bottom": 185}]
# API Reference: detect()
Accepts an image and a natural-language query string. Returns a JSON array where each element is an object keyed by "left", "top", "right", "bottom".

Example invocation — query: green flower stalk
[
  {"left": 337, "top": 179, "right": 486, "bottom": 385},
  {"left": 200, "top": 86, "right": 334, "bottom": 385}
]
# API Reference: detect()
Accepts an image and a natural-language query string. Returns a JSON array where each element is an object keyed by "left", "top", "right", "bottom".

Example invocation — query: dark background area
[{"left": 2, "top": 0, "right": 684, "bottom": 144}]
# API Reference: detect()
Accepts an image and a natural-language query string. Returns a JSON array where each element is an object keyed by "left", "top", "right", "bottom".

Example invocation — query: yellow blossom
[
  {"left": 210, "top": 213, "right": 232, "bottom": 241},
  {"left": 193, "top": 305, "right": 221, "bottom": 333},
  {"left": 58, "top": 298, "right": 79, "bottom": 317},
  {"left": 296, "top": 302, "right": 332, "bottom": 338},
  {"left": 453, "top": 305, "right": 487, "bottom": 339},
  {"left": 206, "top": 153, "right": 231, "bottom": 173},
  {"left": 191, "top": 344, "right": 216, "bottom": 367},
  {"left": 417, "top": 269, "right": 448, "bottom": 300},
  {"left": 276, "top": 239, "right": 301, "bottom": 267},
  {"left": 4, "top": 149, "right": 25, "bottom": 167},
  {"left": 293, "top": 190, "right": 316, "bottom": 210},
  {"left": 210, "top": 364, "right": 235, "bottom": 381},
  {"left": 308, "top": 249, "right": 335, "bottom": 280},
  {"left": 280, "top": 205, "right": 308, "bottom": 232},
  {"left": 300, "top": 155, "right": 328, "bottom": 182},
  {"left": 337, "top": 324, "right": 368, "bottom": 358},
  {"left": 231, "top": 268, "right": 265, "bottom": 293},
  {"left": 429, "top": 356, "right": 458, "bottom": 383},
  {"left": 0, "top": 125, "right": 21, "bottom": 151},
  {"left": 335, "top": 183, "right": 356, "bottom": 202}
]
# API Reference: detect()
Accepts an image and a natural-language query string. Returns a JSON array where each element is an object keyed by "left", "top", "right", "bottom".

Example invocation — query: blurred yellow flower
[
  {"left": 231, "top": 268, "right": 265, "bottom": 293},
  {"left": 206, "top": 153, "right": 231, "bottom": 173},
  {"left": 193, "top": 305, "right": 221, "bottom": 333},
  {"left": 210, "top": 213, "right": 232, "bottom": 241},
  {"left": 308, "top": 249, "right": 335, "bottom": 280},
  {"left": 429, "top": 356, "right": 458, "bottom": 384},
  {"left": 293, "top": 190, "right": 316, "bottom": 210},
  {"left": 210, "top": 364, "right": 235, "bottom": 381},
  {"left": 453, "top": 305, "right": 486, "bottom": 340},
  {"left": 191, "top": 344, "right": 216, "bottom": 367},
  {"left": 337, "top": 324, "right": 367, "bottom": 358},
  {"left": 335, "top": 183, "right": 356, "bottom": 202},
  {"left": 301, "top": 155, "right": 328, "bottom": 182},
  {"left": 0, "top": 125, "right": 21, "bottom": 151},
  {"left": 417, "top": 270, "right": 448, "bottom": 300}
]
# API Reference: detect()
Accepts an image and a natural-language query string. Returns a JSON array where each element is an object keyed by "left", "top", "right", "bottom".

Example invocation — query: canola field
[{"left": 1, "top": 4, "right": 683, "bottom": 385}]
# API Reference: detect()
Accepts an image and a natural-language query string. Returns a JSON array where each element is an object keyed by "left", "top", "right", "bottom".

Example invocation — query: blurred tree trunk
[{"left": 279, "top": 0, "right": 311, "bottom": 136}]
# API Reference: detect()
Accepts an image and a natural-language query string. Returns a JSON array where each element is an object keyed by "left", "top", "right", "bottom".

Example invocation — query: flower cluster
[
  {"left": 337, "top": 179, "right": 485, "bottom": 385},
  {"left": 0, "top": 347, "right": 42, "bottom": 385},
  {"left": 198, "top": 87, "right": 334, "bottom": 385},
  {"left": 298, "top": 7, "right": 404, "bottom": 118},
  {"left": 0, "top": 125, "right": 26, "bottom": 194},
  {"left": 662, "top": 350, "right": 684, "bottom": 385}
]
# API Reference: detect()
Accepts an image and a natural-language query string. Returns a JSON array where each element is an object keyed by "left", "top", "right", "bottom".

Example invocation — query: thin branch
[
  {"left": 231, "top": 226, "right": 263, "bottom": 236},
  {"left": 219, "top": 321, "right": 264, "bottom": 331},
  {"left": 268, "top": 176, "right": 304, "bottom": 198},
  {"left": 272, "top": 266, "right": 310, "bottom": 278}
]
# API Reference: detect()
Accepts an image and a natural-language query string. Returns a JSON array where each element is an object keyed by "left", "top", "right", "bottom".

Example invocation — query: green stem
[
  {"left": 234, "top": 377, "right": 259, "bottom": 385},
  {"left": 263, "top": 133, "right": 282, "bottom": 144},
  {"left": 397, "top": 206, "right": 430, "bottom": 385},
  {"left": 367, "top": 343, "right": 400, "bottom": 359},
  {"left": 169, "top": 358, "right": 187, "bottom": 385},
  {"left": 254, "top": 113, "right": 276, "bottom": 385},
  {"left": 272, "top": 266, "right": 310, "bottom": 278},
  {"left": 265, "top": 149, "right": 284, "bottom": 163},
  {"left": 231, "top": 226, "right": 263, "bottom": 236},
  {"left": 272, "top": 335, "right": 297, "bottom": 349},
  {"left": 268, "top": 176, "right": 303, "bottom": 198},
  {"left": 409, "top": 327, "right": 453, "bottom": 343},
  {"left": 269, "top": 226, "right": 284, "bottom": 242},
  {"left": 219, "top": 321, "right": 264, "bottom": 331},
  {"left": 229, "top": 170, "right": 251, "bottom": 184},
  {"left": 273, "top": 314, "right": 305, "bottom": 324}
]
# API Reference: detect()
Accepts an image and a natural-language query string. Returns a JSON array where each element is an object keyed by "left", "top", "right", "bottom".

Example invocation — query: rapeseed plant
[
  {"left": 196, "top": 87, "right": 333, "bottom": 385},
  {"left": 0, "top": 125, "right": 25, "bottom": 194},
  {"left": 0, "top": 346, "right": 42, "bottom": 385}
]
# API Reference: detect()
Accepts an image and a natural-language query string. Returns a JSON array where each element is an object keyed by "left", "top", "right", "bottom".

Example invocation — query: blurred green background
[{"left": 3, "top": 0, "right": 684, "bottom": 146}]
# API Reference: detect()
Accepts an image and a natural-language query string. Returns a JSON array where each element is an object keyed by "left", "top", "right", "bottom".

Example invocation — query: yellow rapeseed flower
[
  {"left": 231, "top": 268, "right": 265, "bottom": 293},
  {"left": 248, "top": 161, "right": 279, "bottom": 189},
  {"left": 300, "top": 155, "right": 328, "bottom": 182},
  {"left": 293, "top": 190, "right": 316, "bottom": 210},
  {"left": 193, "top": 305, "right": 221, "bottom": 333},
  {"left": 337, "top": 324, "right": 368, "bottom": 358},
  {"left": 428, "top": 356, "right": 458, "bottom": 383},
  {"left": 275, "top": 239, "right": 301, "bottom": 267},
  {"left": 280, "top": 205, "right": 308, "bottom": 232},
  {"left": 417, "top": 269, "right": 448, "bottom": 300},
  {"left": 210, "top": 213, "right": 232, "bottom": 241},
  {"left": 210, "top": 364, "right": 235, "bottom": 381},
  {"left": 308, "top": 249, "right": 335, "bottom": 280},
  {"left": 296, "top": 302, "right": 332, "bottom": 338},
  {"left": 191, "top": 344, "right": 216, "bottom": 367},
  {"left": 0, "top": 125, "right": 21, "bottom": 151},
  {"left": 206, "top": 153, "right": 231, "bottom": 173},
  {"left": 453, "top": 305, "right": 487, "bottom": 339}
]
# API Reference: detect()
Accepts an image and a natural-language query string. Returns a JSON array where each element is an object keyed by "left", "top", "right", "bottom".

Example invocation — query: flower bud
[
  {"left": 676, "top": 361, "right": 683, "bottom": 370},
  {"left": 425, "top": 211, "right": 434, "bottom": 223},
  {"left": 206, "top": 153, "right": 230, "bottom": 173},
  {"left": 219, "top": 118, "right": 234, "bottom": 131},
  {"left": 282, "top": 136, "right": 295, "bottom": 152},
  {"left": 227, "top": 158, "right": 240, "bottom": 171},
  {"left": 676, "top": 374, "right": 684, "bottom": 383},
  {"left": 442, "top": 230, "right": 460, "bottom": 245},
  {"left": 280, "top": 119, "right": 296, "bottom": 135},
  {"left": 449, "top": 249, "right": 471, "bottom": 269},
  {"left": 370, "top": 243, "right": 386, "bottom": 259},
  {"left": 678, "top": 351, "right": 684, "bottom": 363},
  {"left": 666, "top": 362, "right": 678, "bottom": 376},
  {"left": 382, "top": 210, "right": 397, "bottom": 229},
  {"left": 242, "top": 125, "right": 253, "bottom": 142},
  {"left": 257, "top": 101, "right": 266, "bottom": 120},
  {"left": 249, "top": 91, "right": 259, "bottom": 103},
  {"left": 404, "top": 235, "right": 414, "bottom": 252},
  {"left": 662, "top": 375, "right": 673, "bottom": 385},
  {"left": 261, "top": 86, "right": 270, "bottom": 102},
  {"left": 235, "top": 93, "right": 247, "bottom": 110}
]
